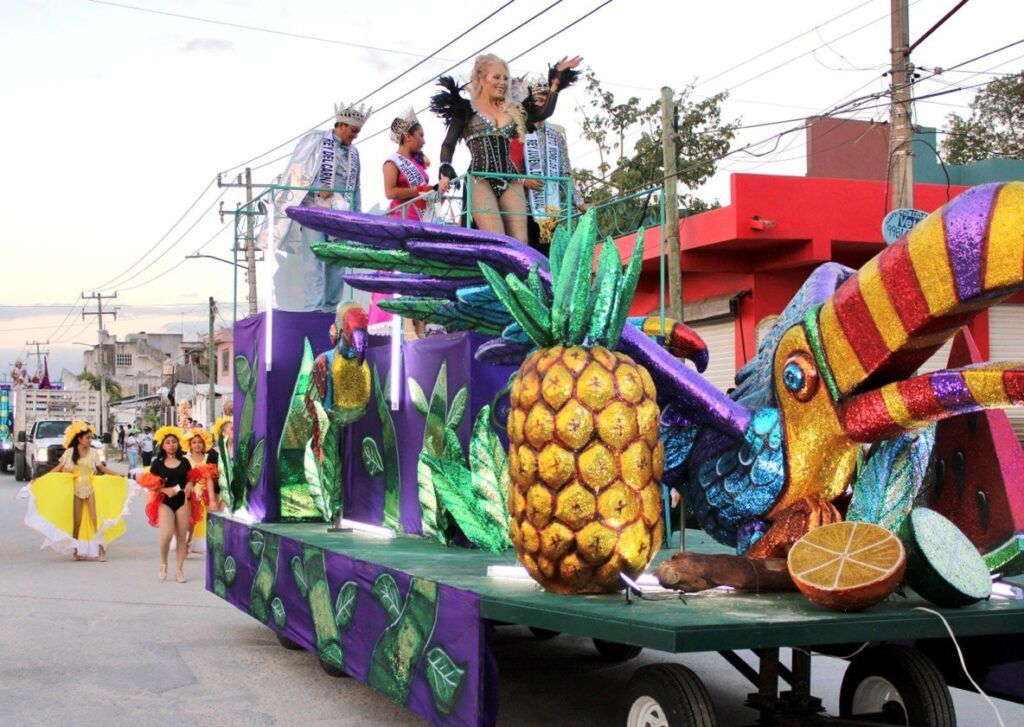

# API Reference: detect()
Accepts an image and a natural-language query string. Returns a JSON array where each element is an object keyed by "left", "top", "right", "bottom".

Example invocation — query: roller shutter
[
  {"left": 988, "top": 304, "right": 1024, "bottom": 442},
  {"left": 689, "top": 316, "right": 737, "bottom": 394}
]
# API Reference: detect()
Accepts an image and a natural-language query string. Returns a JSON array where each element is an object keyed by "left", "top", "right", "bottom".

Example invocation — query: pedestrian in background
[
  {"left": 125, "top": 428, "right": 140, "bottom": 471},
  {"left": 140, "top": 427, "right": 155, "bottom": 467},
  {"left": 117, "top": 425, "right": 126, "bottom": 461}
]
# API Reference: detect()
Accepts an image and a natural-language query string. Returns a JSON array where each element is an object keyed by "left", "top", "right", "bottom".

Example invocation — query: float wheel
[
  {"left": 620, "top": 663, "right": 716, "bottom": 727},
  {"left": 839, "top": 645, "right": 955, "bottom": 725}
]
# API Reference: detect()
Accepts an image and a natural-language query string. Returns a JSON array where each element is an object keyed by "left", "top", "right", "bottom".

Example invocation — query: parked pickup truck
[{"left": 12, "top": 389, "right": 103, "bottom": 481}]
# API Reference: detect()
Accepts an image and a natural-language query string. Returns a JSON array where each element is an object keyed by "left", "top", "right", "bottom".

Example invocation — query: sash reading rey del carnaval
[
  {"left": 524, "top": 124, "right": 566, "bottom": 220},
  {"left": 318, "top": 131, "right": 360, "bottom": 210}
]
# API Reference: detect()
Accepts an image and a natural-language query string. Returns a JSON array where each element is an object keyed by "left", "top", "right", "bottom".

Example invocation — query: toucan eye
[{"left": 782, "top": 352, "right": 819, "bottom": 402}]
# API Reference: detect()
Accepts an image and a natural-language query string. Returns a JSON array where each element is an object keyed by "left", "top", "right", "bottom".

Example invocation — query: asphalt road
[{"left": 2, "top": 462, "right": 1022, "bottom": 726}]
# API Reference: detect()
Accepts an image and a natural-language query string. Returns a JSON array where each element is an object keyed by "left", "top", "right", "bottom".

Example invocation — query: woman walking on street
[
  {"left": 21, "top": 421, "right": 131, "bottom": 561},
  {"left": 125, "top": 428, "right": 140, "bottom": 471},
  {"left": 184, "top": 427, "right": 219, "bottom": 554},
  {"left": 139, "top": 427, "right": 194, "bottom": 583}
]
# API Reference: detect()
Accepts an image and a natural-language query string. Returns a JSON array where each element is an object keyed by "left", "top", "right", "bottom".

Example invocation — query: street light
[{"left": 185, "top": 253, "right": 246, "bottom": 269}]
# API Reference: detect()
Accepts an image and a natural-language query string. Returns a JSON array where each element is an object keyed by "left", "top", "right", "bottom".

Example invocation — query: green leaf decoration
[
  {"left": 232, "top": 431, "right": 253, "bottom": 511},
  {"left": 505, "top": 273, "right": 553, "bottom": 346},
  {"left": 290, "top": 555, "right": 309, "bottom": 599},
  {"left": 421, "top": 452, "right": 511, "bottom": 554},
  {"left": 849, "top": 429, "right": 934, "bottom": 533},
  {"left": 361, "top": 437, "right": 384, "bottom": 476},
  {"left": 303, "top": 439, "right": 331, "bottom": 522},
  {"left": 371, "top": 573, "right": 402, "bottom": 622},
  {"left": 371, "top": 366, "right": 402, "bottom": 531},
  {"left": 312, "top": 242, "right": 482, "bottom": 278},
  {"left": 235, "top": 354, "right": 253, "bottom": 393},
  {"left": 606, "top": 229, "right": 645, "bottom": 346},
  {"left": 335, "top": 580, "right": 358, "bottom": 631},
  {"left": 223, "top": 555, "right": 237, "bottom": 585},
  {"left": 479, "top": 263, "right": 548, "bottom": 346},
  {"left": 425, "top": 646, "right": 467, "bottom": 717},
  {"left": 443, "top": 427, "right": 463, "bottom": 462},
  {"left": 270, "top": 597, "right": 287, "bottom": 629},
  {"left": 468, "top": 405, "right": 511, "bottom": 528},
  {"left": 446, "top": 386, "right": 468, "bottom": 430},
  {"left": 408, "top": 377, "right": 429, "bottom": 416},
  {"left": 586, "top": 238, "right": 624, "bottom": 346},
  {"left": 527, "top": 263, "right": 549, "bottom": 307},
  {"left": 549, "top": 224, "right": 570, "bottom": 285},
  {"left": 249, "top": 529, "right": 265, "bottom": 558},
  {"left": 566, "top": 218, "right": 599, "bottom": 345},
  {"left": 247, "top": 438, "right": 266, "bottom": 490},
  {"left": 379, "top": 297, "right": 507, "bottom": 336},
  {"left": 417, "top": 455, "right": 446, "bottom": 544},
  {"left": 424, "top": 363, "right": 449, "bottom": 456}
]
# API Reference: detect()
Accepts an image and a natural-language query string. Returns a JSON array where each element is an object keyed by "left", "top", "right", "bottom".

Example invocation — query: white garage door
[
  {"left": 690, "top": 316, "right": 737, "bottom": 394},
  {"left": 988, "top": 304, "right": 1024, "bottom": 442}
]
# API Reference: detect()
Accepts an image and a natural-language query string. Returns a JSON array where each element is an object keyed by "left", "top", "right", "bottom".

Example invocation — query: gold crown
[
  {"left": 335, "top": 101, "right": 372, "bottom": 128},
  {"left": 185, "top": 427, "right": 213, "bottom": 452},
  {"left": 212, "top": 416, "right": 232, "bottom": 441},
  {"left": 63, "top": 420, "right": 96, "bottom": 448},
  {"left": 154, "top": 425, "right": 185, "bottom": 448}
]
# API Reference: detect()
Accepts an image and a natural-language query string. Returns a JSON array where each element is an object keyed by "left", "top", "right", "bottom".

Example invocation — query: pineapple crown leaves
[{"left": 477, "top": 209, "right": 645, "bottom": 349}]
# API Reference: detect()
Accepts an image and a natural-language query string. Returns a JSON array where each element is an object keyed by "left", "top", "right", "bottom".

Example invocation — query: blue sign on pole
[{"left": 882, "top": 207, "right": 928, "bottom": 244}]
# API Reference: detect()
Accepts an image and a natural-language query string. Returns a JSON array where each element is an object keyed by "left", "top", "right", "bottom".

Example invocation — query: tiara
[
  {"left": 389, "top": 106, "right": 419, "bottom": 144},
  {"left": 335, "top": 101, "right": 372, "bottom": 128}
]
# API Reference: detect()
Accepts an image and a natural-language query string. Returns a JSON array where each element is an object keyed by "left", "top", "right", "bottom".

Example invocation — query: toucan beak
[
  {"left": 351, "top": 327, "right": 368, "bottom": 365},
  {"left": 637, "top": 317, "right": 709, "bottom": 373}
]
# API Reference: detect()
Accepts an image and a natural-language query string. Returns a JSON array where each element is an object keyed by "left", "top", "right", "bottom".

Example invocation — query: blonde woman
[{"left": 431, "top": 54, "right": 581, "bottom": 243}]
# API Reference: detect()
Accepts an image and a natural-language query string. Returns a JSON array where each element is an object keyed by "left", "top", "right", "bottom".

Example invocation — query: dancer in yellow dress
[
  {"left": 184, "top": 427, "right": 219, "bottom": 554},
  {"left": 22, "top": 421, "right": 130, "bottom": 560}
]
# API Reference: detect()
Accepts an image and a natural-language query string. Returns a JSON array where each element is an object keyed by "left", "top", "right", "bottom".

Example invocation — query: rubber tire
[
  {"left": 621, "top": 663, "right": 717, "bottom": 727},
  {"left": 839, "top": 645, "right": 955, "bottom": 726},
  {"left": 276, "top": 632, "right": 304, "bottom": 651},
  {"left": 319, "top": 659, "right": 349, "bottom": 678},
  {"left": 529, "top": 627, "right": 560, "bottom": 640},
  {"left": 594, "top": 638, "right": 643, "bottom": 662},
  {"left": 14, "top": 452, "right": 26, "bottom": 482}
]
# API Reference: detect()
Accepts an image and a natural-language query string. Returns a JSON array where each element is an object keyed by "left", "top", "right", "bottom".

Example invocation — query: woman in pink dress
[{"left": 373, "top": 108, "right": 436, "bottom": 336}]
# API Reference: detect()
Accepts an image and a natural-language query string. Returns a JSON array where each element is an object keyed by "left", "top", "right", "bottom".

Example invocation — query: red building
[{"left": 618, "top": 171, "right": 1024, "bottom": 437}]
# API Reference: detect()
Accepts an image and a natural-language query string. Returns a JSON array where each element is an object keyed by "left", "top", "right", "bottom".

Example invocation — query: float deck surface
[{"left": 253, "top": 521, "right": 1024, "bottom": 653}]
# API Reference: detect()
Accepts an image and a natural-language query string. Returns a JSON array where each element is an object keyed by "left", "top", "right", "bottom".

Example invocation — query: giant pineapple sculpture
[{"left": 478, "top": 215, "right": 664, "bottom": 593}]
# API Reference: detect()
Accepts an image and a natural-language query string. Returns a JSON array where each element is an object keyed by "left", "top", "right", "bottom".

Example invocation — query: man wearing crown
[
  {"left": 262, "top": 102, "right": 372, "bottom": 312},
  {"left": 517, "top": 75, "right": 587, "bottom": 252}
]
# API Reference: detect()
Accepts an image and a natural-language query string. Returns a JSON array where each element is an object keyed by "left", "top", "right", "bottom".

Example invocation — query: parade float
[{"left": 207, "top": 179, "right": 1024, "bottom": 726}]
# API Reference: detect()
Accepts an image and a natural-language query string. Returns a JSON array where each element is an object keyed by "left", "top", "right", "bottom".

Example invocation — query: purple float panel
[
  {"left": 234, "top": 311, "right": 333, "bottom": 522},
  {"left": 345, "top": 331, "right": 515, "bottom": 534},
  {"left": 208, "top": 515, "right": 494, "bottom": 727}
]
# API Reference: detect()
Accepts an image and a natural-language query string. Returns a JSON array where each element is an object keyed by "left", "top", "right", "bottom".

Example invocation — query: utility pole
[
  {"left": 208, "top": 297, "right": 217, "bottom": 427},
  {"left": 217, "top": 168, "right": 259, "bottom": 317},
  {"left": 25, "top": 339, "right": 49, "bottom": 378},
  {"left": 660, "top": 87, "right": 684, "bottom": 323},
  {"left": 82, "top": 292, "right": 117, "bottom": 436},
  {"left": 888, "top": 0, "right": 914, "bottom": 212}
]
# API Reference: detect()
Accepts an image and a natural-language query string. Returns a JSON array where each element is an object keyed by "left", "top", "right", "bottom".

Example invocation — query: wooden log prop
[{"left": 655, "top": 552, "right": 797, "bottom": 592}]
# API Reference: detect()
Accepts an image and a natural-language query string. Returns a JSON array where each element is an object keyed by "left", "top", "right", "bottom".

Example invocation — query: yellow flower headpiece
[
  {"left": 212, "top": 416, "right": 232, "bottom": 441},
  {"left": 185, "top": 427, "right": 213, "bottom": 452},
  {"left": 63, "top": 420, "right": 96, "bottom": 448},
  {"left": 154, "top": 425, "right": 185, "bottom": 448}
]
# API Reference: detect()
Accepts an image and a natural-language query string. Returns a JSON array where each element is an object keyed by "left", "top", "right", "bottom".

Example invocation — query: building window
[
  {"left": 116, "top": 352, "right": 133, "bottom": 368},
  {"left": 138, "top": 383, "right": 149, "bottom": 396},
  {"left": 221, "top": 349, "right": 230, "bottom": 376}
]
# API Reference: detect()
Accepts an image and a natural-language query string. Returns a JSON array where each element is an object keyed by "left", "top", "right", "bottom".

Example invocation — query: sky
[{"left": 2, "top": 0, "right": 1022, "bottom": 379}]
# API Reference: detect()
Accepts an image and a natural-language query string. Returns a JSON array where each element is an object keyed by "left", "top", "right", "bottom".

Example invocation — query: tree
[
  {"left": 940, "top": 72, "right": 1024, "bottom": 165},
  {"left": 78, "top": 370, "right": 122, "bottom": 402},
  {"left": 572, "top": 69, "right": 738, "bottom": 237}
]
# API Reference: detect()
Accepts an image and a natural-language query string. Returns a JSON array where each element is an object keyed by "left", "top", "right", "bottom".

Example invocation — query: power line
[
  {"left": 219, "top": 0, "right": 545, "bottom": 176},
  {"left": 87, "top": 0, "right": 465, "bottom": 61}
]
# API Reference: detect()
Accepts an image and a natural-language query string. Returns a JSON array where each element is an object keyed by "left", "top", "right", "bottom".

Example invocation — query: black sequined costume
[{"left": 430, "top": 65, "right": 577, "bottom": 199}]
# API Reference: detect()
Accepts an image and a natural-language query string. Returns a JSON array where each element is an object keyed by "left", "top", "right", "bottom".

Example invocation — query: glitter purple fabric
[
  {"left": 286, "top": 206, "right": 519, "bottom": 247},
  {"left": 930, "top": 369, "right": 977, "bottom": 411},
  {"left": 343, "top": 272, "right": 480, "bottom": 298},
  {"left": 943, "top": 183, "right": 1000, "bottom": 302}
]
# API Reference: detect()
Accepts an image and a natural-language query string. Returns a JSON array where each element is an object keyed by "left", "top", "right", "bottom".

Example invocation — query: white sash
[
  {"left": 317, "top": 131, "right": 336, "bottom": 191},
  {"left": 318, "top": 132, "right": 360, "bottom": 211},
  {"left": 524, "top": 124, "right": 564, "bottom": 218},
  {"left": 389, "top": 153, "right": 428, "bottom": 187}
]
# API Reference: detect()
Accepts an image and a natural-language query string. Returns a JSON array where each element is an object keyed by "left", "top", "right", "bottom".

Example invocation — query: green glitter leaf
[
  {"left": 371, "top": 573, "right": 402, "bottom": 622},
  {"left": 606, "top": 230, "right": 646, "bottom": 347},
  {"left": 549, "top": 224, "right": 570, "bottom": 284},
  {"left": 446, "top": 386, "right": 468, "bottom": 430},
  {"left": 506, "top": 273, "right": 552, "bottom": 346},
  {"left": 290, "top": 555, "right": 309, "bottom": 599},
  {"left": 527, "top": 263, "right": 549, "bottom": 307},
  {"left": 371, "top": 366, "right": 401, "bottom": 532},
  {"left": 408, "top": 377, "right": 428, "bottom": 416},
  {"left": 312, "top": 242, "right": 480, "bottom": 278},
  {"left": 361, "top": 437, "right": 384, "bottom": 476},
  {"left": 565, "top": 215, "right": 599, "bottom": 345},
  {"left": 234, "top": 354, "right": 253, "bottom": 393},
  {"left": 468, "top": 405, "right": 511, "bottom": 530},
  {"left": 425, "top": 646, "right": 466, "bottom": 717},
  {"left": 335, "top": 580, "right": 358, "bottom": 631},
  {"left": 479, "top": 263, "right": 548, "bottom": 346},
  {"left": 586, "top": 238, "right": 623, "bottom": 347}
]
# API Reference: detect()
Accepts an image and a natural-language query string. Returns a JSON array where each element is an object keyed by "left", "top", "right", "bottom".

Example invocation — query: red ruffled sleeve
[{"left": 137, "top": 471, "right": 165, "bottom": 492}]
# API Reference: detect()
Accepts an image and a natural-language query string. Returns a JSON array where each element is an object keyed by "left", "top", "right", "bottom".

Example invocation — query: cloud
[
  {"left": 181, "top": 38, "right": 234, "bottom": 54},
  {"left": 362, "top": 50, "right": 396, "bottom": 75}
]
